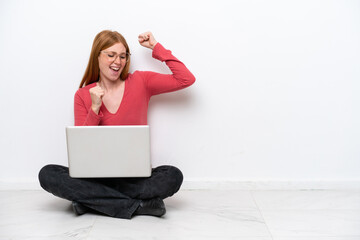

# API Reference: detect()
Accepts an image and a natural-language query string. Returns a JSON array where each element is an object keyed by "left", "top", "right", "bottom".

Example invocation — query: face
[{"left": 98, "top": 42, "right": 127, "bottom": 82}]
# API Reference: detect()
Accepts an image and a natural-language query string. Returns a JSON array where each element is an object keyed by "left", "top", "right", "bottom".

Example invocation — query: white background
[{"left": 0, "top": 0, "right": 359, "bottom": 185}]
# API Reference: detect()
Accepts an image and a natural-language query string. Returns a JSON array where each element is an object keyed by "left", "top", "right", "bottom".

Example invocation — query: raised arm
[{"left": 138, "top": 32, "right": 196, "bottom": 96}]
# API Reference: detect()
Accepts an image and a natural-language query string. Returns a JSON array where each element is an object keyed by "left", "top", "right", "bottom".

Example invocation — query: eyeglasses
[{"left": 100, "top": 51, "right": 131, "bottom": 63}]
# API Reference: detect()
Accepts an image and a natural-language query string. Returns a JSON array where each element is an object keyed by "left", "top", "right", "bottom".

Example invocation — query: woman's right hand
[{"left": 89, "top": 85, "right": 105, "bottom": 114}]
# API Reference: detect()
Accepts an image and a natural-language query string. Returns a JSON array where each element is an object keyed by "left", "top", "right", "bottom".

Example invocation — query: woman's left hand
[{"left": 138, "top": 32, "right": 158, "bottom": 50}]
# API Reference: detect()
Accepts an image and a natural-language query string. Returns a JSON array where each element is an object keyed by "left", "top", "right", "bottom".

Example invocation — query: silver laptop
[{"left": 66, "top": 125, "right": 152, "bottom": 178}]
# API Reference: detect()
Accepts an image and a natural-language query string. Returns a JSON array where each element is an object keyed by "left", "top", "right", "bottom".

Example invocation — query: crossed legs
[{"left": 38, "top": 164, "right": 183, "bottom": 219}]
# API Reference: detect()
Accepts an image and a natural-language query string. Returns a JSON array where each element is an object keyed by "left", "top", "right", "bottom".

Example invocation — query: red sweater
[{"left": 74, "top": 43, "right": 195, "bottom": 126}]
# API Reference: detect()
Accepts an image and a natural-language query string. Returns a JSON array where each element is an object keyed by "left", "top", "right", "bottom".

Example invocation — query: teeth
[{"left": 110, "top": 67, "right": 120, "bottom": 71}]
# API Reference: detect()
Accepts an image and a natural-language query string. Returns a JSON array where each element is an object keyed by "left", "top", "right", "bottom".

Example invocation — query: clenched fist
[
  {"left": 138, "top": 32, "right": 158, "bottom": 50},
  {"left": 90, "top": 85, "right": 105, "bottom": 114}
]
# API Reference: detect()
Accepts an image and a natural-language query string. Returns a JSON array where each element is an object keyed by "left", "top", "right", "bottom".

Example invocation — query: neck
[{"left": 98, "top": 78, "right": 123, "bottom": 92}]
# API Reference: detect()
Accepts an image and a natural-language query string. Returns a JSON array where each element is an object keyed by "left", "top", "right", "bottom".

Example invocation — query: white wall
[{"left": 0, "top": 0, "right": 359, "bottom": 186}]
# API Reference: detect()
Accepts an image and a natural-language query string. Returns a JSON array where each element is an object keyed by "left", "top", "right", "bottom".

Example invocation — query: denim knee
[
  {"left": 168, "top": 166, "right": 183, "bottom": 191},
  {"left": 38, "top": 164, "right": 65, "bottom": 191},
  {"left": 157, "top": 165, "right": 183, "bottom": 195}
]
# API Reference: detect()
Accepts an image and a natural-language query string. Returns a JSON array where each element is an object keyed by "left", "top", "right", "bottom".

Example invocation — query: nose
[{"left": 114, "top": 55, "right": 121, "bottom": 64}]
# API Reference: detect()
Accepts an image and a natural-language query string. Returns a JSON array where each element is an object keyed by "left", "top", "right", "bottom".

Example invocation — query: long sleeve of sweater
[{"left": 140, "top": 43, "right": 196, "bottom": 97}]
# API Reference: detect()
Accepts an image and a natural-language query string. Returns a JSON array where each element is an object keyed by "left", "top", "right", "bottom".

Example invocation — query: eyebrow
[{"left": 106, "top": 51, "right": 127, "bottom": 55}]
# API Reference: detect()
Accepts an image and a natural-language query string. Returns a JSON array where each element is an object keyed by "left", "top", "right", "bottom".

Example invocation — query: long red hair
[{"left": 79, "top": 30, "right": 131, "bottom": 88}]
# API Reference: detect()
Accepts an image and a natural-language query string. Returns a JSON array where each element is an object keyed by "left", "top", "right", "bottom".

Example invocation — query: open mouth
[{"left": 110, "top": 66, "right": 120, "bottom": 73}]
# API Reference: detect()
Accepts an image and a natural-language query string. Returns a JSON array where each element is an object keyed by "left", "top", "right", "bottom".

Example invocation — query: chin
[{"left": 106, "top": 73, "right": 121, "bottom": 81}]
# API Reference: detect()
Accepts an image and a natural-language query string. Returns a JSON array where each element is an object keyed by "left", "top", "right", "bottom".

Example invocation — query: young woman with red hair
[{"left": 38, "top": 30, "right": 195, "bottom": 219}]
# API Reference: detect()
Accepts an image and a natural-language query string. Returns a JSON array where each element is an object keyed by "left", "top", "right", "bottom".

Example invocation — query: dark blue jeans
[{"left": 38, "top": 164, "right": 183, "bottom": 219}]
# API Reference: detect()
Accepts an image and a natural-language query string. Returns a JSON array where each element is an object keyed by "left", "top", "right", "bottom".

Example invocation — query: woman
[{"left": 38, "top": 30, "right": 195, "bottom": 219}]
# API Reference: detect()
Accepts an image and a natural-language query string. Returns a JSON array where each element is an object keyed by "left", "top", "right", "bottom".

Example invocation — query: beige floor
[{"left": 1, "top": 189, "right": 360, "bottom": 239}]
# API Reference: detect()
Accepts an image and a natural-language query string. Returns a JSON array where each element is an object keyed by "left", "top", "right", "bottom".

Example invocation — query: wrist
[
  {"left": 151, "top": 42, "right": 158, "bottom": 50},
  {"left": 91, "top": 105, "right": 100, "bottom": 115}
]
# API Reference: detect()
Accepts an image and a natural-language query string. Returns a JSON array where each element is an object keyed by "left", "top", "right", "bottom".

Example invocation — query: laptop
[{"left": 66, "top": 125, "right": 152, "bottom": 178}]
